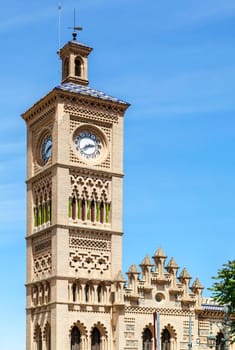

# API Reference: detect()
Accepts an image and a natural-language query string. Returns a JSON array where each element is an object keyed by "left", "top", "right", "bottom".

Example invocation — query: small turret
[
  {"left": 126, "top": 264, "right": 140, "bottom": 296},
  {"left": 166, "top": 257, "right": 179, "bottom": 289},
  {"left": 152, "top": 247, "right": 167, "bottom": 278},
  {"left": 191, "top": 278, "right": 204, "bottom": 307},
  {"left": 59, "top": 37, "right": 92, "bottom": 86},
  {"left": 113, "top": 271, "right": 126, "bottom": 305},
  {"left": 140, "top": 255, "right": 153, "bottom": 287},
  {"left": 179, "top": 268, "right": 192, "bottom": 300}
]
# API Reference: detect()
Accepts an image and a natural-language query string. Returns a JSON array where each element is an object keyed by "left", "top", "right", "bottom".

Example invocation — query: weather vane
[{"left": 69, "top": 8, "right": 83, "bottom": 41}]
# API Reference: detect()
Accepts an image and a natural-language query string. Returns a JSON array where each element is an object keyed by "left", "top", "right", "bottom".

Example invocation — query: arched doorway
[
  {"left": 35, "top": 325, "right": 42, "bottom": 350},
  {"left": 143, "top": 328, "right": 153, "bottom": 350},
  {"left": 161, "top": 329, "right": 171, "bottom": 350},
  {"left": 71, "top": 326, "right": 81, "bottom": 350},
  {"left": 91, "top": 327, "right": 101, "bottom": 350}
]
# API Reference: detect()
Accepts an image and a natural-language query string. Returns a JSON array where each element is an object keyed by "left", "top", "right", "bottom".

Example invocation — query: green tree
[{"left": 210, "top": 260, "right": 235, "bottom": 342}]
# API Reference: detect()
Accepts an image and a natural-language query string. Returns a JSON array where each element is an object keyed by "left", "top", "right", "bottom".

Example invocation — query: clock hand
[
  {"left": 45, "top": 144, "right": 52, "bottom": 154},
  {"left": 81, "top": 144, "right": 95, "bottom": 151}
]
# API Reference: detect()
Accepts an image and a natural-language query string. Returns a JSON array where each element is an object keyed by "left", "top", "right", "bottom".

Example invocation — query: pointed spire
[
  {"left": 127, "top": 264, "right": 140, "bottom": 274},
  {"left": 166, "top": 257, "right": 179, "bottom": 270},
  {"left": 191, "top": 278, "right": 204, "bottom": 290},
  {"left": 153, "top": 247, "right": 167, "bottom": 258},
  {"left": 114, "top": 270, "right": 126, "bottom": 282},
  {"left": 140, "top": 254, "right": 153, "bottom": 266},
  {"left": 179, "top": 267, "right": 191, "bottom": 280}
]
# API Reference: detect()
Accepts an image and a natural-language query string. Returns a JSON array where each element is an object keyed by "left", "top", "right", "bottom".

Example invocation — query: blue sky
[{"left": 1, "top": 1, "right": 235, "bottom": 348}]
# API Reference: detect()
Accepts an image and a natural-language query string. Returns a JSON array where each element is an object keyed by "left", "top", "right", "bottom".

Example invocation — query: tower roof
[
  {"left": 56, "top": 82, "right": 129, "bottom": 105},
  {"left": 22, "top": 82, "right": 129, "bottom": 122}
]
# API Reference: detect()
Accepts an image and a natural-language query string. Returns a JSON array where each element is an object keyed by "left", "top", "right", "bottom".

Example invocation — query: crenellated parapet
[{"left": 124, "top": 247, "right": 204, "bottom": 309}]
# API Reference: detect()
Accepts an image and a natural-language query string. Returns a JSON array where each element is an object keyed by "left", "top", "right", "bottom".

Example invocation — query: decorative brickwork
[
  {"left": 64, "top": 99, "right": 123, "bottom": 119},
  {"left": 32, "top": 231, "right": 52, "bottom": 279},
  {"left": 69, "top": 229, "right": 111, "bottom": 275}
]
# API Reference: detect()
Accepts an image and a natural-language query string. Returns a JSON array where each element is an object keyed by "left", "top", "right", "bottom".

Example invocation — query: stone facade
[{"left": 22, "top": 36, "right": 234, "bottom": 350}]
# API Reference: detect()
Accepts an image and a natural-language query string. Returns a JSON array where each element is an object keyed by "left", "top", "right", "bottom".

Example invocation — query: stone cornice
[
  {"left": 26, "top": 162, "right": 124, "bottom": 184},
  {"left": 25, "top": 224, "right": 123, "bottom": 240}
]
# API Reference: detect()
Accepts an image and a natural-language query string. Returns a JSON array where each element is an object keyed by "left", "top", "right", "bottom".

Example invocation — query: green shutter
[
  {"left": 34, "top": 207, "right": 38, "bottom": 227},
  {"left": 43, "top": 203, "right": 47, "bottom": 223},
  {"left": 105, "top": 203, "right": 110, "bottom": 223},
  {"left": 68, "top": 197, "right": 72, "bottom": 218}
]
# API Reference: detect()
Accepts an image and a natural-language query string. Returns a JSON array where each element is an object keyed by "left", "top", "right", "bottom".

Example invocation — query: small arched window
[
  {"left": 45, "top": 323, "right": 51, "bottom": 350},
  {"left": 75, "top": 57, "right": 82, "bottom": 77},
  {"left": 143, "top": 328, "right": 152, "bottom": 350},
  {"left": 35, "top": 325, "right": 42, "bottom": 350},
  {"left": 72, "top": 283, "right": 77, "bottom": 302},
  {"left": 162, "top": 329, "right": 171, "bottom": 350},
  {"left": 71, "top": 326, "right": 81, "bottom": 350},
  {"left": 97, "top": 285, "right": 102, "bottom": 303},
  {"left": 32, "top": 285, "right": 39, "bottom": 306},
  {"left": 85, "top": 284, "right": 89, "bottom": 302},
  {"left": 45, "top": 282, "right": 50, "bottom": 303},
  {"left": 63, "top": 57, "right": 69, "bottom": 78},
  {"left": 91, "top": 327, "right": 101, "bottom": 350}
]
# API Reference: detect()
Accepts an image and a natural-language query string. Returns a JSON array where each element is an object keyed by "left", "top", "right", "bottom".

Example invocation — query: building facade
[{"left": 22, "top": 35, "right": 233, "bottom": 350}]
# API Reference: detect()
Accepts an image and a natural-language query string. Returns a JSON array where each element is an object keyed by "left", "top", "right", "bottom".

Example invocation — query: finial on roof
[
  {"left": 114, "top": 270, "right": 126, "bottom": 282},
  {"left": 153, "top": 247, "right": 167, "bottom": 258},
  {"left": 69, "top": 8, "right": 83, "bottom": 41},
  {"left": 179, "top": 267, "right": 191, "bottom": 280},
  {"left": 166, "top": 257, "right": 179, "bottom": 270},
  {"left": 140, "top": 254, "right": 153, "bottom": 266},
  {"left": 191, "top": 278, "right": 204, "bottom": 290},
  {"left": 127, "top": 264, "right": 140, "bottom": 274}
]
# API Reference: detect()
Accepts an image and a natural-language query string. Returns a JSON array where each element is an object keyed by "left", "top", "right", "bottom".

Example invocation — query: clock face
[
  {"left": 74, "top": 131, "right": 101, "bottom": 159},
  {"left": 41, "top": 135, "right": 52, "bottom": 163}
]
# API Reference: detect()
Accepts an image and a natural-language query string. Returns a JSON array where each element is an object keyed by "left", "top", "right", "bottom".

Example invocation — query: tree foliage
[{"left": 210, "top": 260, "right": 235, "bottom": 342}]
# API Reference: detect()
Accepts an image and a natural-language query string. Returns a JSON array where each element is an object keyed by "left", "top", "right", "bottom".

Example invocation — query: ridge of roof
[{"left": 56, "top": 82, "right": 129, "bottom": 105}]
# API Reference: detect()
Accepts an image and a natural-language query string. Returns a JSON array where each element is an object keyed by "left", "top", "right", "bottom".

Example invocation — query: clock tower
[{"left": 22, "top": 33, "right": 129, "bottom": 350}]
